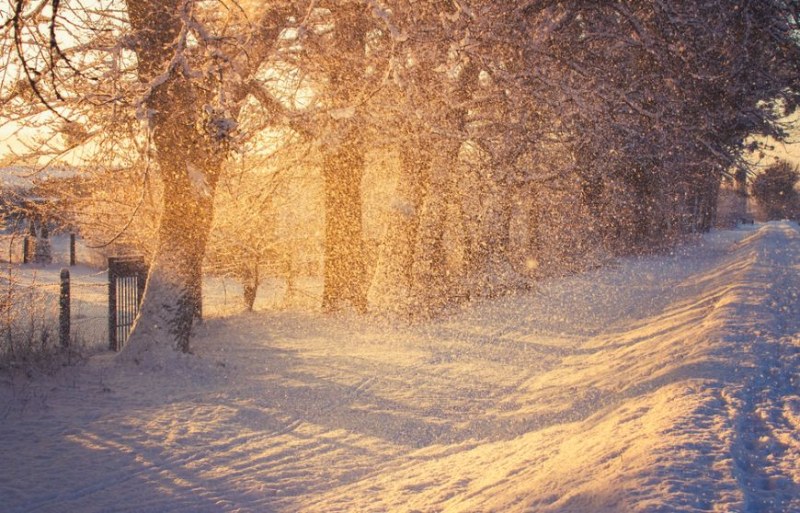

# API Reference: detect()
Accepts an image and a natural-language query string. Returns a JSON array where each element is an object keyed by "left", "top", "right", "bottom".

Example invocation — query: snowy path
[{"left": 1, "top": 222, "right": 799, "bottom": 512}]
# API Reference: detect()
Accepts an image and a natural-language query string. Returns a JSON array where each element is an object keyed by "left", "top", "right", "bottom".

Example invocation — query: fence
[
  {"left": 107, "top": 257, "right": 147, "bottom": 352},
  {"left": 0, "top": 267, "right": 108, "bottom": 359},
  {"left": 21, "top": 233, "right": 77, "bottom": 265},
  {"left": 1, "top": 232, "right": 112, "bottom": 268},
  {"left": 0, "top": 254, "right": 146, "bottom": 357},
  {"left": 53, "top": 267, "right": 111, "bottom": 349},
  {"left": 42, "top": 258, "right": 147, "bottom": 352}
]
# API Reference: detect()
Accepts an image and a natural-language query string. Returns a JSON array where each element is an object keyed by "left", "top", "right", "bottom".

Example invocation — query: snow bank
[{"left": 1, "top": 222, "right": 798, "bottom": 512}]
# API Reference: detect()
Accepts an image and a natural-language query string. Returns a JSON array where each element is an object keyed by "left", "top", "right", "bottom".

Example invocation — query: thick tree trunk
[
  {"left": 320, "top": 4, "right": 369, "bottom": 313},
  {"left": 407, "top": 62, "right": 480, "bottom": 311},
  {"left": 368, "top": 146, "right": 429, "bottom": 315},
  {"left": 461, "top": 173, "right": 521, "bottom": 298},
  {"left": 322, "top": 138, "right": 367, "bottom": 312},
  {"left": 124, "top": 175, "right": 215, "bottom": 358},
  {"left": 119, "top": 0, "right": 221, "bottom": 359},
  {"left": 698, "top": 172, "right": 722, "bottom": 232},
  {"left": 122, "top": 113, "right": 221, "bottom": 357},
  {"left": 121, "top": 74, "right": 222, "bottom": 358},
  {"left": 408, "top": 144, "right": 456, "bottom": 313}
]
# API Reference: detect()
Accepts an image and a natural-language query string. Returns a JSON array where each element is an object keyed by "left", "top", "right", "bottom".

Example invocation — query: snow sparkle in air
[{"left": 1, "top": 222, "right": 798, "bottom": 512}]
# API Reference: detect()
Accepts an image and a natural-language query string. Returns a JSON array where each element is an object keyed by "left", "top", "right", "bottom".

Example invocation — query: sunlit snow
[{"left": 1, "top": 222, "right": 798, "bottom": 512}]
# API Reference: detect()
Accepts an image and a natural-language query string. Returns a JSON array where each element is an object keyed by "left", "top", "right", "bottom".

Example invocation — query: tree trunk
[
  {"left": 698, "top": 172, "right": 722, "bottom": 232},
  {"left": 464, "top": 174, "right": 519, "bottom": 297},
  {"left": 243, "top": 263, "right": 259, "bottom": 312},
  {"left": 125, "top": 172, "right": 216, "bottom": 357},
  {"left": 320, "top": 4, "right": 369, "bottom": 313},
  {"left": 322, "top": 138, "right": 367, "bottom": 312},
  {"left": 408, "top": 61, "right": 480, "bottom": 311},
  {"left": 368, "top": 145, "right": 429, "bottom": 315},
  {"left": 119, "top": 0, "right": 221, "bottom": 359},
  {"left": 408, "top": 143, "right": 455, "bottom": 313}
]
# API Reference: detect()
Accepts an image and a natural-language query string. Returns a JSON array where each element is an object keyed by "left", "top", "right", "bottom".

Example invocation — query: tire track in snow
[
  {"left": 730, "top": 338, "right": 800, "bottom": 513},
  {"left": 726, "top": 222, "right": 800, "bottom": 512},
  {"left": 11, "top": 224, "right": 800, "bottom": 513},
  {"left": 257, "top": 375, "right": 378, "bottom": 437}
]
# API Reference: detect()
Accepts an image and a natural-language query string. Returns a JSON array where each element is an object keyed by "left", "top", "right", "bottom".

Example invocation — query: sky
[
  {"left": 754, "top": 112, "right": 800, "bottom": 169},
  {"left": 767, "top": 142, "right": 800, "bottom": 167},
  {"left": 761, "top": 136, "right": 800, "bottom": 168}
]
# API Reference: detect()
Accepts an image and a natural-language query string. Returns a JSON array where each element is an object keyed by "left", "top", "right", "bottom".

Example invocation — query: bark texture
[
  {"left": 320, "top": 4, "right": 369, "bottom": 313},
  {"left": 120, "top": 0, "right": 221, "bottom": 357}
]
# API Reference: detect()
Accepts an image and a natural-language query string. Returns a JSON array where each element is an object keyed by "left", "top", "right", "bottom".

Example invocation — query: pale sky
[
  {"left": 749, "top": 113, "right": 800, "bottom": 171},
  {"left": 764, "top": 139, "right": 800, "bottom": 167}
]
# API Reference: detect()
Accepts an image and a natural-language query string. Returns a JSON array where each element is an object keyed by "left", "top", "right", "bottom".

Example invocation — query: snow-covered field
[{"left": 1, "top": 222, "right": 798, "bottom": 512}]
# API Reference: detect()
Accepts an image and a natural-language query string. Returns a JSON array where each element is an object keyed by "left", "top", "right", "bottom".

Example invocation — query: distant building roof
[{"left": 0, "top": 166, "right": 79, "bottom": 191}]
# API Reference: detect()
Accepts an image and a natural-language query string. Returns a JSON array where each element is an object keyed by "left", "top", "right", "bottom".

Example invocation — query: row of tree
[{"left": 2, "top": 1, "right": 799, "bottom": 357}]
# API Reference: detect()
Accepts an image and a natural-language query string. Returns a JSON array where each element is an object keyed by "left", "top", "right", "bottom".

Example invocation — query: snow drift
[{"left": 1, "top": 222, "right": 798, "bottom": 512}]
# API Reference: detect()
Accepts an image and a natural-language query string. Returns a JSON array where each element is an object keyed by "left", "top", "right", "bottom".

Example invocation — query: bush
[
  {"left": 752, "top": 160, "right": 800, "bottom": 221},
  {"left": 0, "top": 266, "right": 87, "bottom": 375}
]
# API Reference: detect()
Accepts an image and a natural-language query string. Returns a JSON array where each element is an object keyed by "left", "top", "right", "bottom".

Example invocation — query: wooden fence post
[
  {"left": 108, "top": 261, "right": 118, "bottom": 351},
  {"left": 59, "top": 268, "right": 70, "bottom": 348},
  {"left": 194, "top": 282, "right": 203, "bottom": 322},
  {"left": 70, "top": 233, "right": 76, "bottom": 266}
]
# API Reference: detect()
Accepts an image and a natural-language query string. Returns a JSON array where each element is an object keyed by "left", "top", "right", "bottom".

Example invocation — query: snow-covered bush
[
  {"left": 0, "top": 265, "right": 66, "bottom": 373},
  {"left": 206, "top": 156, "right": 324, "bottom": 311},
  {"left": 752, "top": 160, "right": 800, "bottom": 221},
  {"left": 32, "top": 169, "right": 160, "bottom": 265}
]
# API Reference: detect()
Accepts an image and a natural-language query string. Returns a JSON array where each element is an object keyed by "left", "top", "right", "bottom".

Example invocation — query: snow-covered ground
[
  {"left": 1, "top": 222, "right": 798, "bottom": 512},
  {"left": 0, "top": 234, "right": 314, "bottom": 349}
]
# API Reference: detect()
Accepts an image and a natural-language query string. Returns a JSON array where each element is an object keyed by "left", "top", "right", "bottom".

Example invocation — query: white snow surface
[{"left": 2, "top": 222, "right": 799, "bottom": 512}]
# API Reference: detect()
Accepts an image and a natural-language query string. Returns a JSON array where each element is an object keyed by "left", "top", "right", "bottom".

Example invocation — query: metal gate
[{"left": 108, "top": 256, "right": 147, "bottom": 351}]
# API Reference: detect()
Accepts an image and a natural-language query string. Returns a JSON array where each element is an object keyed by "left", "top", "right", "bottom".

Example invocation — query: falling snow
[{"left": 1, "top": 221, "right": 798, "bottom": 512}]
